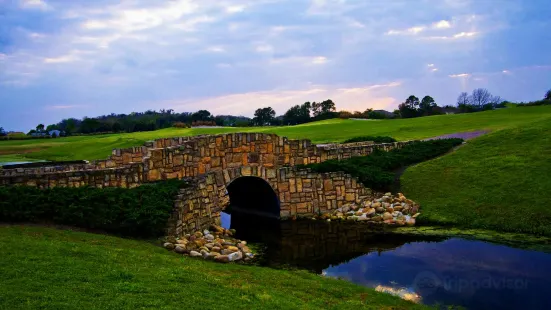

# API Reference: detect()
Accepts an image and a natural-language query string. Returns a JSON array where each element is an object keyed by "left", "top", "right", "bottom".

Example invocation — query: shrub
[
  {"left": 343, "top": 136, "right": 397, "bottom": 144},
  {"left": 173, "top": 122, "right": 190, "bottom": 128},
  {"left": 338, "top": 111, "right": 353, "bottom": 119},
  {"left": 299, "top": 139, "right": 463, "bottom": 191},
  {"left": 0, "top": 180, "right": 187, "bottom": 238}
]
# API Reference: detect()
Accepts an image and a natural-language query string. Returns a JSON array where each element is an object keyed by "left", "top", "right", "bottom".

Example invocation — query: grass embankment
[
  {"left": 401, "top": 118, "right": 551, "bottom": 236},
  {"left": 0, "top": 226, "right": 425, "bottom": 310},
  {"left": 300, "top": 139, "right": 463, "bottom": 191},
  {"left": 2, "top": 105, "right": 551, "bottom": 163}
]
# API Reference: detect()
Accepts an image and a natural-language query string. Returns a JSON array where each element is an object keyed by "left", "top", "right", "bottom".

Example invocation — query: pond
[{"left": 221, "top": 213, "right": 551, "bottom": 310}]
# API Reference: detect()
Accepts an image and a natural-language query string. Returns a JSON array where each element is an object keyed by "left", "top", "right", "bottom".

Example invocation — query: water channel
[{"left": 221, "top": 212, "right": 551, "bottom": 310}]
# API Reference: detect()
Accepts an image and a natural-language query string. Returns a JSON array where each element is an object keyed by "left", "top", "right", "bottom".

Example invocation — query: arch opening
[{"left": 226, "top": 176, "right": 280, "bottom": 219}]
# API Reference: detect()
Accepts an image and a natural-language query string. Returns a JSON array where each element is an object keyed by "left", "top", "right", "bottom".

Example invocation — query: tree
[
  {"left": 112, "top": 122, "right": 122, "bottom": 132},
  {"left": 253, "top": 107, "right": 276, "bottom": 126},
  {"left": 0, "top": 127, "right": 5, "bottom": 136},
  {"left": 36, "top": 124, "right": 45, "bottom": 132},
  {"left": 470, "top": 88, "right": 492, "bottom": 107},
  {"left": 398, "top": 95, "right": 420, "bottom": 118},
  {"left": 419, "top": 96, "right": 437, "bottom": 115},
  {"left": 191, "top": 110, "right": 212, "bottom": 122},
  {"left": 545, "top": 89, "right": 551, "bottom": 101},
  {"left": 404, "top": 95, "right": 420, "bottom": 109},
  {"left": 283, "top": 102, "right": 311, "bottom": 125},
  {"left": 457, "top": 92, "right": 470, "bottom": 106}
]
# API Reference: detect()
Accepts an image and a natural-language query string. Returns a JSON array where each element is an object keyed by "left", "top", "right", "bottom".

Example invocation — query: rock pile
[
  {"left": 316, "top": 192, "right": 421, "bottom": 226},
  {"left": 163, "top": 225, "right": 254, "bottom": 263}
]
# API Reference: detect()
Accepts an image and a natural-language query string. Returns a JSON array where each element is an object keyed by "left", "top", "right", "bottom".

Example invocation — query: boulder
[
  {"left": 383, "top": 212, "right": 393, "bottom": 220},
  {"left": 228, "top": 251, "right": 243, "bottom": 262},
  {"left": 174, "top": 246, "right": 187, "bottom": 254},
  {"left": 189, "top": 251, "right": 202, "bottom": 257},
  {"left": 215, "top": 255, "right": 230, "bottom": 263},
  {"left": 163, "top": 243, "right": 175, "bottom": 250}
]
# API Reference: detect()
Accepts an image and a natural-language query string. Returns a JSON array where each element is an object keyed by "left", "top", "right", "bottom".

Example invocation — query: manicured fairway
[
  {"left": 2, "top": 105, "right": 551, "bottom": 162},
  {"left": 401, "top": 118, "right": 551, "bottom": 236},
  {"left": 0, "top": 226, "right": 424, "bottom": 310}
]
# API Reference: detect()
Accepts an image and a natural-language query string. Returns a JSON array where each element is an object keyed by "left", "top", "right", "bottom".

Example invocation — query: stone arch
[
  {"left": 167, "top": 165, "right": 375, "bottom": 236},
  {"left": 225, "top": 176, "right": 280, "bottom": 219}
]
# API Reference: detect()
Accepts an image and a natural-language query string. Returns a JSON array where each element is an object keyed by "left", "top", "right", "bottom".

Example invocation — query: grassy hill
[
  {"left": 2, "top": 105, "right": 551, "bottom": 163},
  {"left": 0, "top": 225, "right": 424, "bottom": 310},
  {"left": 401, "top": 117, "right": 551, "bottom": 236}
]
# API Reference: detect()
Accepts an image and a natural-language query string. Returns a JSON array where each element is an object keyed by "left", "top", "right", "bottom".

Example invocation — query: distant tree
[
  {"left": 0, "top": 127, "right": 5, "bottom": 136},
  {"left": 27, "top": 129, "right": 36, "bottom": 135},
  {"left": 419, "top": 96, "right": 437, "bottom": 115},
  {"left": 398, "top": 95, "right": 420, "bottom": 118},
  {"left": 470, "top": 88, "right": 492, "bottom": 107},
  {"left": 404, "top": 95, "right": 420, "bottom": 109},
  {"left": 456, "top": 92, "right": 471, "bottom": 106},
  {"left": 191, "top": 110, "right": 213, "bottom": 122},
  {"left": 112, "top": 122, "right": 122, "bottom": 132},
  {"left": 545, "top": 89, "right": 551, "bottom": 101},
  {"left": 283, "top": 102, "right": 312, "bottom": 125},
  {"left": 36, "top": 124, "right": 45, "bottom": 132},
  {"left": 51, "top": 131, "right": 58, "bottom": 138},
  {"left": 253, "top": 107, "right": 276, "bottom": 126},
  {"left": 80, "top": 118, "right": 101, "bottom": 133}
]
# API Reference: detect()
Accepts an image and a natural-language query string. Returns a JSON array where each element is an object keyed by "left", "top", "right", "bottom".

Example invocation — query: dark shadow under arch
[{"left": 226, "top": 176, "right": 280, "bottom": 219}]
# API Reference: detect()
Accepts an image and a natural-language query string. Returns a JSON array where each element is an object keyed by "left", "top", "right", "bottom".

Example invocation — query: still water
[{"left": 221, "top": 213, "right": 551, "bottom": 310}]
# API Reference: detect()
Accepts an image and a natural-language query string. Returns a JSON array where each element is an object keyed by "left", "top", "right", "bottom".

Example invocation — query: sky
[{"left": 1, "top": 0, "right": 550, "bottom": 131}]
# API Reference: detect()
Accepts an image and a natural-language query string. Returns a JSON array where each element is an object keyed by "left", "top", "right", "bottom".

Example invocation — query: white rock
[
  {"left": 228, "top": 251, "right": 243, "bottom": 262},
  {"left": 189, "top": 251, "right": 202, "bottom": 257}
]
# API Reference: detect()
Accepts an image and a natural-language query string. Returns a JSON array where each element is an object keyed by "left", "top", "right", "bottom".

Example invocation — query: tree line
[{"left": 3, "top": 88, "right": 550, "bottom": 137}]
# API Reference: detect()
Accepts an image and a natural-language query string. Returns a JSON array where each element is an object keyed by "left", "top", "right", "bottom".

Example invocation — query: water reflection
[{"left": 224, "top": 212, "right": 551, "bottom": 310}]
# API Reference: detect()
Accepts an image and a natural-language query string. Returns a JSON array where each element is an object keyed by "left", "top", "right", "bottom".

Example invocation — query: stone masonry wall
[
  {"left": 0, "top": 133, "right": 411, "bottom": 185},
  {"left": 168, "top": 166, "right": 373, "bottom": 236}
]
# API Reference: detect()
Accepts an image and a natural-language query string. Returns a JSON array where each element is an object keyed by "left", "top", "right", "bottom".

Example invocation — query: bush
[
  {"left": 343, "top": 136, "right": 397, "bottom": 144},
  {"left": 0, "top": 180, "right": 187, "bottom": 238},
  {"left": 299, "top": 139, "right": 463, "bottom": 191},
  {"left": 173, "top": 122, "right": 190, "bottom": 128}
]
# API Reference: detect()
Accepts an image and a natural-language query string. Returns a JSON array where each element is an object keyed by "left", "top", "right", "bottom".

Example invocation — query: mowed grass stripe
[{"left": 2, "top": 105, "right": 551, "bottom": 162}]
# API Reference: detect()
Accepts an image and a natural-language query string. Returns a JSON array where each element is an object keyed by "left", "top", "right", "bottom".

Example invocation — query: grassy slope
[
  {"left": 401, "top": 118, "right": 551, "bottom": 236},
  {"left": 1, "top": 105, "right": 551, "bottom": 162},
  {"left": 0, "top": 226, "right": 424, "bottom": 310}
]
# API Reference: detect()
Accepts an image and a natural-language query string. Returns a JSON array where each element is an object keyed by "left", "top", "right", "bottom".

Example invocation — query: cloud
[
  {"left": 19, "top": 0, "right": 50, "bottom": 11},
  {"left": 226, "top": 5, "right": 245, "bottom": 13},
  {"left": 45, "top": 105, "right": 85, "bottom": 110},
  {"left": 386, "top": 26, "right": 426, "bottom": 35},
  {"left": 433, "top": 20, "right": 452, "bottom": 29},
  {"left": 449, "top": 73, "right": 470, "bottom": 78},
  {"left": 168, "top": 82, "right": 401, "bottom": 115},
  {"left": 206, "top": 46, "right": 226, "bottom": 53},
  {"left": 311, "top": 56, "right": 328, "bottom": 65}
]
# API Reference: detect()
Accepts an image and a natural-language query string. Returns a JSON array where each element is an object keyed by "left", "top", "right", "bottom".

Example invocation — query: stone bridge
[{"left": 0, "top": 133, "right": 411, "bottom": 235}]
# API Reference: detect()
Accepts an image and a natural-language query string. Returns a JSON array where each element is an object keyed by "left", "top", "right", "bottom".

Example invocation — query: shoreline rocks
[
  {"left": 312, "top": 192, "right": 421, "bottom": 227},
  {"left": 163, "top": 224, "right": 254, "bottom": 263}
]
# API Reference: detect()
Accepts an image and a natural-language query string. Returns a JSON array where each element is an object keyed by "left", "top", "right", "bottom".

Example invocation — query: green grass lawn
[
  {"left": 2, "top": 105, "right": 551, "bottom": 162},
  {"left": 0, "top": 226, "right": 424, "bottom": 310},
  {"left": 401, "top": 118, "right": 551, "bottom": 236}
]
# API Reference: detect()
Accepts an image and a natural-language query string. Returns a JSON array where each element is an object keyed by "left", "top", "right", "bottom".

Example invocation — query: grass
[
  {"left": 2, "top": 105, "right": 551, "bottom": 162},
  {"left": 401, "top": 118, "right": 551, "bottom": 236},
  {"left": 0, "top": 225, "right": 425, "bottom": 310}
]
